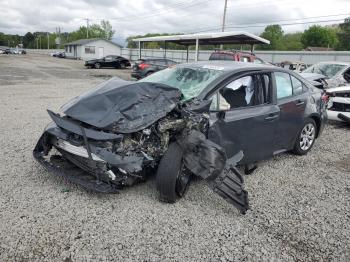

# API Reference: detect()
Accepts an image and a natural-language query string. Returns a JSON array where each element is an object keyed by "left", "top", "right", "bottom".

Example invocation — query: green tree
[
  {"left": 283, "top": 32, "right": 303, "bottom": 51},
  {"left": 259, "top": 25, "right": 285, "bottom": 50},
  {"left": 23, "top": 32, "right": 35, "bottom": 48},
  {"left": 301, "top": 25, "right": 338, "bottom": 48},
  {"left": 337, "top": 17, "right": 350, "bottom": 50},
  {"left": 67, "top": 20, "right": 115, "bottom": 42},
  {"left": 100, "top": 20, "right": 115, "bottom": 40}
]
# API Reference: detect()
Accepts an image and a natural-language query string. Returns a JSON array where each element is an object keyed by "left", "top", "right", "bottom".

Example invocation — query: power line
[{"left": 183, "top": 13, "right": 350, "bottom": 33}]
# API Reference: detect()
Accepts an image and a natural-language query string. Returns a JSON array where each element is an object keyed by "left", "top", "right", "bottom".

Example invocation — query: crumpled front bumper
[{"left": 33, "top": 112, "right": 150, "bottom": 193}]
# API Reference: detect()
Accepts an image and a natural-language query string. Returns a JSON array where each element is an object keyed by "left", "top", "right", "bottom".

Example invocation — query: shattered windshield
[
  {"left": 303, "top": 63, "right": 346, "bottom": 78},
  {"left": 139, "top": 66, "right": 225, "bottom": 100}
]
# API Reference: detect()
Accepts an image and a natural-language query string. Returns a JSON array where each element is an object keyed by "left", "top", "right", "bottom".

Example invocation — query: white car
[
  {"left": 302, "top": 62, "right": 350, "bottom": 88},
  {"left": 326, "top": 86, "right": 350, "bottom": 123}
]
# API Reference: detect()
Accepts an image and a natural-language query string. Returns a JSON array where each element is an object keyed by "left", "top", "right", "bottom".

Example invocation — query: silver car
[{"left": 301, "top": 61, "right": 350, "bottom": 88}]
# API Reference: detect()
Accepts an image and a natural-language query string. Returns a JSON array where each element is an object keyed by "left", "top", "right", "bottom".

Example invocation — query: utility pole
[
  {"left": 221, "top": 0, "right": 228, "bottom": 32},
  {"left": 47, "top": 32, "right": 50, "bottom": 49},
  {"left": 220, "top": 0, "right": 228, "bottom": 49},
  {"left": 83, "top": 18, "right": 90, "bottom": 38}
]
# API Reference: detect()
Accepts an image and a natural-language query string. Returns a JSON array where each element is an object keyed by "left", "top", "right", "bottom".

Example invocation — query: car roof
[{"left": 176, "top": 60, "right": 274, "bottom": 71}]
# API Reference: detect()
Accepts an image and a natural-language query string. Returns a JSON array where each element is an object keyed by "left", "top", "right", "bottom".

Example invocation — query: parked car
[
  {"left": 52, "top": 51, "right": 65, "bottom": 58},
  {"left": 14, "top": 48, "right": 26, "bottom": 54},
  {"left": 34, "top": 61, "right": 327, "bottom": 213},
  {"left": 326, "top": 85, "right": 350, "bottom": 123},
  {"left": 131, "top": 58, "right": 177, "bottom": 79},
  {"left": 85, "top": 55, "right": 131, "bottom": 69},
  {"left": 279, "top": 61, "right": 307, "bottom": 72},
  {"left": 209, "top": 50, "right": 265, "bottom": 64},
  {"left": 301, "top": 62, "right": 350, "bottom": 88},
  {"left": 4, "top": 48, "right": 13, "bottom": 54}
]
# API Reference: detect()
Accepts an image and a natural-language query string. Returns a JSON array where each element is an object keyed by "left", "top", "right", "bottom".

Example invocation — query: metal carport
[{"left": 133, "top": 31, "right": 270, "bottom": 62}]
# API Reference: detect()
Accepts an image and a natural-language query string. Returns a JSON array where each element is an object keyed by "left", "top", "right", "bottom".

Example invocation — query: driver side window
[
  {"left": 105, "top": 56, "right": 113, "bottom": 61},
  {"left": 210, "top": 73, "right": 271, "bottom": 111}
]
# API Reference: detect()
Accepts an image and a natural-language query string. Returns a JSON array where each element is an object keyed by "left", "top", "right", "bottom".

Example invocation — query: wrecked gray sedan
[{"left": 34, "top": 61, "right": 327, "bottom": 214}]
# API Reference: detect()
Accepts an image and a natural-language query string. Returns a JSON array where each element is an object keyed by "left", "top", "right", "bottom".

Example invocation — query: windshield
[
  {"left": 303, "top": 63, "right": 346, "bottom": 78},
  {"left": 139, "top": 66, "right": 225, "bottom": 100}
]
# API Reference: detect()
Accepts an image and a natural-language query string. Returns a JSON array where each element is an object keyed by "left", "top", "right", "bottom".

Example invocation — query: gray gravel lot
[{"left": 0, "top": 54, "right": 350, "bottom": 261}]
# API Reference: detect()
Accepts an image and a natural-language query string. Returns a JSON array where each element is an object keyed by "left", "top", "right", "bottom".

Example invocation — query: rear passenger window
[
  {"left": 291, "top": 76, "right": 303, "bottom": 95},
  {"left": 275, "top": 72, "right": 293, "bottom": 99}
]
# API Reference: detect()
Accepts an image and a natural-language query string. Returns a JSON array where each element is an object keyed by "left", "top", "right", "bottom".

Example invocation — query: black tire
[
  {"left": 292, "top": 118, "right": 317, "bottom": 155},
  {"left": 156, "top": 142, "right": 191, "bottom": 203},
  {"left": 94, "top": 63, "right": 101, "bottom": 69},
  {"left": 119, "top": 62, "right": 126, "bottom": 69}
]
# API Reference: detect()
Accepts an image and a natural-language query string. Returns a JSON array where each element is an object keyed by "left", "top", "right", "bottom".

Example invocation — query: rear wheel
[
  {"left": 292, "top": 118, "right": 317, "bottom": 155},
  {"left": 156, "top": 142, "right": 191, "bottom": 203},
  {"left": 94, "top": 63, "right": 101, "bottom": 69}
]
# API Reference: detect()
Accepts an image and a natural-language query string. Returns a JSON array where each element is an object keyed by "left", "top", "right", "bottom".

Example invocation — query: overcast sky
[{"left": 1, "top": 0, "right": 349, "bottom": 42}]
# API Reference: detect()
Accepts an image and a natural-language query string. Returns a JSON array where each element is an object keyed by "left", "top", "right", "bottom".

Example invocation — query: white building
[{"left": 64, "top": 38, "right": 123, "bottom": 60}]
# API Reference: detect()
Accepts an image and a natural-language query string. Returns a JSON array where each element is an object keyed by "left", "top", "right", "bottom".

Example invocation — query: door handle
[
  {"left": 264, "top": 114, "right": 279, "bottom": 121},
  {"left": 295, "top": 100, "right": 305, "bottom": 106}
]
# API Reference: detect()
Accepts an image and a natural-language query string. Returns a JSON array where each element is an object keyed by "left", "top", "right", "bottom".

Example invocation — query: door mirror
[{"left": 187, "top": 99, "right": 212, "bottom": 113}]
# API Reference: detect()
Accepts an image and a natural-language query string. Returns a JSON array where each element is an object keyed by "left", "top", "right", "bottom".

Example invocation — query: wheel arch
[{"left": 308, "top": 114, "right": 321, "bottom": 138}]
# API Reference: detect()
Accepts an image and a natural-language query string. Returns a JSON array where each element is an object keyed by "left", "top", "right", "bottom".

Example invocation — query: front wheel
[
  {"left": 292, "top": 119, "right": 317, "bottom": 155},
  {"left": 94, "top": 63, "right": 101, "bottom": 69},
  {"left": 156, "top": 142, "right": 191, "bottom": 203}
]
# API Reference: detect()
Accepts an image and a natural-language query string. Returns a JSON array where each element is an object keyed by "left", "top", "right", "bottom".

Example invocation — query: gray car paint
[{"left": 186, "top": 61, "right": 326, "bottom": 164}]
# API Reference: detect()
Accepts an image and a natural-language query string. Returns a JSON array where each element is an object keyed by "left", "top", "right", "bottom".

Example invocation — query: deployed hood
[{"left": 61, "top": 77, "right": 182, "bottom": 133}]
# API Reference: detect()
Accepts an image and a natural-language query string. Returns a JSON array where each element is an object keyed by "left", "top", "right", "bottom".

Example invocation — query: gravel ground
[{"left": 0, "top": 54, "right": 349, "bottom": 262}]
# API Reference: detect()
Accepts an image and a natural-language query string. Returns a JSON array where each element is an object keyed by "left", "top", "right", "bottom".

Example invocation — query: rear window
[{"left": 209, "top": 53, "right": 235, "bottom": 61}]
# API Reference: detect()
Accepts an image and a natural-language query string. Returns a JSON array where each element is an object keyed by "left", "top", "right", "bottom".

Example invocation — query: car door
[
  {"left": 273, "top": 71, "right": 308, "bottom": 152},
  {"left": 207, "top": 72, "right": 280, "bottom": 165},
  {"left": 103, "top": 56, "right": 113, "bottom": 67}
]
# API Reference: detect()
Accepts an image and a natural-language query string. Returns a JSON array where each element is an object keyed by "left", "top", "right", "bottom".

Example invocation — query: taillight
[
  {"left": 321, "top": 93, "right": 329, "bottom": 104},
  {"left": 138, "top": 63, "right": 150, "bottom": 70}
]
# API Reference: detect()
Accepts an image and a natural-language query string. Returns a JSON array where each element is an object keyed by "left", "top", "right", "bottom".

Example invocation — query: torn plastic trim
[
  {"left": 45, "top": 124, "right": 146, "bottom": 174},
  {"left": 33, "top": 122, "right": 147, "bottom": 192},
  {"left": 207, "top": 155, "right": 249, "bottom": 214},
  {"left": 48, "top": 110, "right": 123, "bottom": 141},
  {"left": 55, "top": 138, "right": 105, "bottom": 162},
  {"left": 33, "top": 135, "right": 121, "bottom": 193},
  {"left": 177, "top": 129, "right": 249, "bottom": 213}
]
